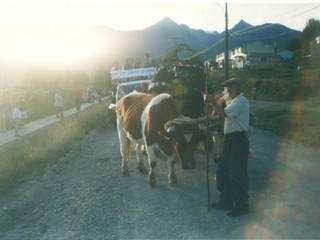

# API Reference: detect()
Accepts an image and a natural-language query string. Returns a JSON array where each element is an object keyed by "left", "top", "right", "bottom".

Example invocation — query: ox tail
[{"left": 126, "top": 137, "right": 131, "bottom": 161}]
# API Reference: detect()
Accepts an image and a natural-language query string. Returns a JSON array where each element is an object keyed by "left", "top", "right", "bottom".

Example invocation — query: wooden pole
[
  {"left": 225, "top": 2, "right": 229, "bottom": 80},
  {"left": 205, "top": 62, "right": 211, "bottom": 212}
]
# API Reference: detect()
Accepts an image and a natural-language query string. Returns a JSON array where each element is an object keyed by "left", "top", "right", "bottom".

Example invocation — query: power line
[
  {"left": 231, "top": 28, "right": 298, "bottom": 42},
  {"left": 183, "top": 38, "right": 225, "bottom": 61},
  {"left": 187, "top": 3, "right": 320, "bottom": 61},
  {"left": 229, "top": 5, "right": 320, "bottom": 41},
  {"left": 287, "top": 5, "right": 320, "bottom": 19},
  {"left": 273, "top": 4, "right": 313, "bottom": 19}
]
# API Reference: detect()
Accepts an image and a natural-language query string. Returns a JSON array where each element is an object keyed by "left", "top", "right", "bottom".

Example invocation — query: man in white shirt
[
  {"left": 205, "top": 78, "right": 250, "bottom": 216},
  {"left": 54, "top": 91, "right": 64, "bottom": 118}
]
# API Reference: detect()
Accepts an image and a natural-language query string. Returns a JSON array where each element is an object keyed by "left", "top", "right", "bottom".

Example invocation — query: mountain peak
[
  {"left": 231, "top": 20, "right": 253, "bottom": 33},
  {"left": 146, "top": 17, "right": 179, "bottom": 31},
  {"left": 160, "top": 17, "right": 177, "bottom": 24},
  {"left": 155, "top": 17, "right": 179, "bottom": 27},
  {"left": 237, "top": 20, "right": 252, "bottom": 27}
]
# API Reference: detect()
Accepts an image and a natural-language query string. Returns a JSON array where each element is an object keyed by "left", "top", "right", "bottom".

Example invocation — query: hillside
[{"left": 94, "top": 17, "right": 301, "bottom": 64}]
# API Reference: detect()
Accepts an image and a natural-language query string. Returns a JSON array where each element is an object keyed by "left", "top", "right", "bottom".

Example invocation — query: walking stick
[{"left": 205, "top": 63, "right": 211, "bottom": 212}]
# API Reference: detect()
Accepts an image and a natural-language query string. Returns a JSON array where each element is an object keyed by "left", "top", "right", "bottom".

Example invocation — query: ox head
[{"left": 159, "top": 117, "right": 202, "bottom": 169}]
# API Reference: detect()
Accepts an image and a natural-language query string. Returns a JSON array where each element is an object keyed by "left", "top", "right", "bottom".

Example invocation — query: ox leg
[
  {"left": 146, "top": 146, "right": 157, "bottom": 187},
  {"left": 168, "top": 154, "right": 178, "bottom": 185},
  {"left": 120, "top": 137, "right": 129, "bottom": 176},
  {"left": 117, "top": 123, "right": 129, "bottom": 176},
  {"left": 135, "top": 144, "right": 147, "bottom": 174}
]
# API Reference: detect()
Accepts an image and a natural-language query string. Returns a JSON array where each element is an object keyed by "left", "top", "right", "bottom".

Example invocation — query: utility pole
[{"left": 224, "top": 2, "right": 229, "bottom": 80}]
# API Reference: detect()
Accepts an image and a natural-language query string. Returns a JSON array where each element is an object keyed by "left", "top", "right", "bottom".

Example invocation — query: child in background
[{"left": 12, "top": 105, "right": 22, "bottom": 137}]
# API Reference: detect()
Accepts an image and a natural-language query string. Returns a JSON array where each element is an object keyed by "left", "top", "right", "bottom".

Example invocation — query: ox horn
[{"left": 166, "top": 126, "right": 176, "bottom": 133}]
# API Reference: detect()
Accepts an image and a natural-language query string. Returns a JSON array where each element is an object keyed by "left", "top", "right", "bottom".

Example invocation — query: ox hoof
[
  {"left": 214, "top": 155, "right": 221, "bottom": 163},
  {"left": 138, "top": 166, "right": 148, "bottom": 174},
  {"left": 148, "top": 179, "right": 157, "bottom": 187},
  {"left": 122, "top": 170, "right": 129, "bottom": 176},
  {"left": 169, "top": 177, "right": 178, "bottom": 185}
]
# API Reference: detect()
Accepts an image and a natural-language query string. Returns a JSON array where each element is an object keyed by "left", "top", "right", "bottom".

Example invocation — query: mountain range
[{"left": 94, "top": 17, "right": 301, "bottom": 64}]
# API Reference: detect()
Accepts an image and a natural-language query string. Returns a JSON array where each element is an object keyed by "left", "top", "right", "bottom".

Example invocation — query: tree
[
  {"left": 287, "top": 37, "right": 302, "bottom": 52},
  {"left": 71, "top": 70, "right": 90, "bottom": 88},
  {"left": 165, "top": 43, "right": 202, "bottom": 62},
  {"left": 92, "top": 66, "right": 111, "bottom": 95},
  {"left": 301, "top": 18, "right": 320, "bottom": 55},
  {"left": 25, "top": 69, "right": 67, "bottom": 91}
]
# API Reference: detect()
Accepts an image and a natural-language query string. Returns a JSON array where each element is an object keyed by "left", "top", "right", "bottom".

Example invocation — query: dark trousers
[{"left": 216, "top": 131, "right": 249, "bottom": 209}]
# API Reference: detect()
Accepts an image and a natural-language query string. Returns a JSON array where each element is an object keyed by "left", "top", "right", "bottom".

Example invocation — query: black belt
[{"left": 225, "top": 131, "right": 247, "bottom": 137}]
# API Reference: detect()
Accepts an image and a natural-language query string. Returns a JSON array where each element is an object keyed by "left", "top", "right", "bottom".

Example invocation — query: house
[
  {"left": 216, "top": 42, "right": 283, "bottom": 69},
  {"left": 310, "top": 36, "right": 320, "bottom": 65}
]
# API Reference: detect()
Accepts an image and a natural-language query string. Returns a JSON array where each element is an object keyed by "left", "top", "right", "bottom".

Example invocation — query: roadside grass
[
  {"left": 251, "top": 105, "right": 320, "bottom": 148},
  {"left": 287, "top": 110, "right": 320, "bottom": 147},
  {"left": 251, "top": 106, "right": 294, "bottom": 136},
  {"left": 0, "top": 100, "right": 114, "bottom": 196}
]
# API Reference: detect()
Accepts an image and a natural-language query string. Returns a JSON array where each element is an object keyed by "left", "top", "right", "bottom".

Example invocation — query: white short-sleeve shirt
[{"left": 224, "top": 93, "right": 249, "bottom": 135}]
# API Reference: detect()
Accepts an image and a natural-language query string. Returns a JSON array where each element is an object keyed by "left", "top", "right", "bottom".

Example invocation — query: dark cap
[{"left": 222, "top": 78, "right": 242, "bottom": 87}]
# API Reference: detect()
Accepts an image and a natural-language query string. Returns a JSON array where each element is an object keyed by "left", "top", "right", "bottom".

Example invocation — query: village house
[
  {"left": 216, "top": 42, "right": 284, "bottom": 69},
  {"left": 310, "top": 35, "right": 320, "bottom": 65}
]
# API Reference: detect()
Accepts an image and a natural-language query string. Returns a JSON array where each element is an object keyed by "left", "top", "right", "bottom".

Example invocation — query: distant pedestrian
[
  {"left": 74, "top": 87, "right": 83, "bottom": 112},
  {"left": 54, "top": 90, "right": 64, "bottom": 118},
  {"left": 144, "top": 52, "right": 151, "bottom": 67},
  {"left": 251, "top": 86, "right": 257, "bottom": 100},
  {"left": 12, "top": 104, "right": 22, "bottom": 137},
  {"left": 87, "top": 87, "right": 93, "bottom": 103},
  {"left": 17, "top": 95, "right": 28, "bottom": 127},
  {"left": 0, "top": 90, "right": 11, "bottom": 131}
]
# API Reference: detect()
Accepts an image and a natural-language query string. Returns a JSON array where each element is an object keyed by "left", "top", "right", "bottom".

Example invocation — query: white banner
[{"left": 111, "top": 67, "right": 157, "bottom": 81}]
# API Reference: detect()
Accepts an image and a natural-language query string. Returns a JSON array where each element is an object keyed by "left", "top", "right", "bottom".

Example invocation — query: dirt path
[{"left": 1, "top": 125, "right": 320, "bottom": 239}]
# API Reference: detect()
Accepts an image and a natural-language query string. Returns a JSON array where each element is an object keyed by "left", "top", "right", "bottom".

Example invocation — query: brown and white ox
[{"left": 116, "top": 92, "right": 201, "bottom": 186}]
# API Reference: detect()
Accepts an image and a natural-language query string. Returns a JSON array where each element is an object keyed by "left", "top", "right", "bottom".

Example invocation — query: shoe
[
  {"left": 211, "top": 202, "right": 233, "bottom": 210},
  {"left": 226, "top": 207, "right": 248, "bottom": 216}
]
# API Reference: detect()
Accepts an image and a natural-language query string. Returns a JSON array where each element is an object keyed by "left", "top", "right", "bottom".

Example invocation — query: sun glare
[{"left": 0, "top": 28, "right": 111, "bottom": 69}]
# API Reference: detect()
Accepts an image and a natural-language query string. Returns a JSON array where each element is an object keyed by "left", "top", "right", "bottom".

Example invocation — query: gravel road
[{"left": 1, "top": 124, "right": 320, "bottom": 239}]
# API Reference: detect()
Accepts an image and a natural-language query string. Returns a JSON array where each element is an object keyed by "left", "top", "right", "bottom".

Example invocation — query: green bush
[{"left": 208, "top": 66, "right": 307, "bottom": 101}]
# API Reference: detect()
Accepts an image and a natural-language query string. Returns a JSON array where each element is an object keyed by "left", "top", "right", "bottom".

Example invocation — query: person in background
[
  {"left": 54, "top": 90, "right": 64, "bottom": 118},
  {"left": 204, "top": 78, "right": 250, "bottom": 217},
  {"left": 144, "top": 52, "right": 151, "bottom": 67},
  {"left": 12, "top": 103, "right": 22, "bottom": 137},
  {"left": 17, "top": 94, "right": 28, "bottom": 127},
  {"left": 0, "top": 90, "right": 11, "bottom": 132},
  {"left": 251, "top": 86, "right": 257, "bottom": 100},
  {"left": 74, "top": 87, "right": 83, "bottom": 112}
]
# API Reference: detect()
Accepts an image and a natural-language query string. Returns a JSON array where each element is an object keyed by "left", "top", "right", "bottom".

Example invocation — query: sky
[
  {"left": 1, "top": 0, "right": 320, "bottom": 84},
  {"left": 1, "top": 0, "right": 319, "bottom": 33}
]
